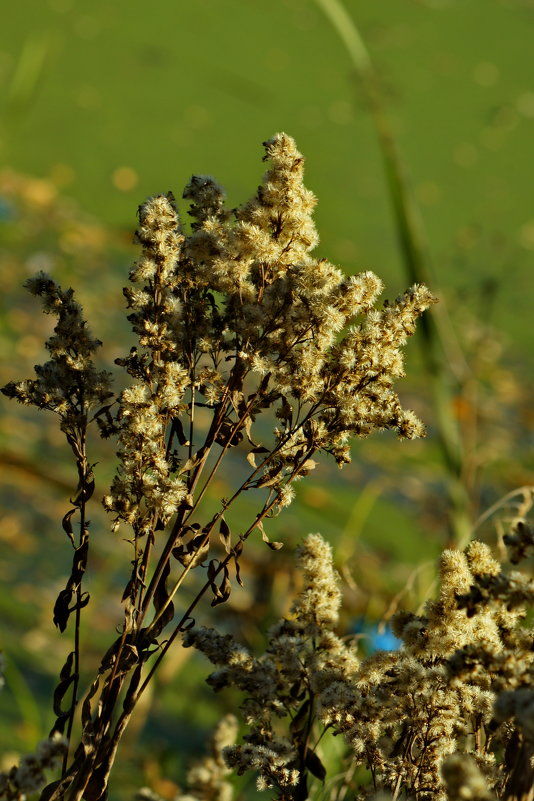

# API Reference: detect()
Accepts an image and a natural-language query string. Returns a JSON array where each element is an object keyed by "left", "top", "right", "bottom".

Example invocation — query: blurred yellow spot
[
  {"left": 16, "top": 335, "right": 41, "bottom": 359},
  {"left": 452, "top": 396, "right": 474, "bottom": 422},
  {"left": 24, "top": 178, "right": 57, "bottom": 207},
  {"left": 328, "top": 99, "right": 352, "bottom": 125},
  {"left": 299, "top": 104, "right": 322, "bottom": 129},
  {"left": 7, "top": 308, "right": 32, "bottom": 332},
  {"left": 74, "top": 15, "right": 100, "bottom": 39},
  {"left": 455, "top": 225, "right": 480, "bottom": 250},
  {"left": 453, "top": 143, "right": 478, "bottom": 168},
  {"left": 301, "top": 485, "right": 330, "bottom": 509},
  {"left": 473, "top": 61, "right": 499, "bottom": 87},
  {"left": 0, "top": 514, "right": 22, "bottom": 543},
  {"left": 49, "top": 162, "right": 75, "bottom": 187},
  {"left": 334, "top": 238, "right": 358, "bottom": 262},
  {"left": 491, "top": 105, "right": 519, "bottom": 134},
  {"left": 416, "top": 181, "right": 441, "bottom": 205},
  {"left": 0, "top": 753, "right": 22, "bottom": 772},
  {"left": 112, "top": 166, "right": 139, "bottom": 192},
  {"left": 59, "top": 222, "right": 106, "bottom": 251},
  {"left": 479, "top": 127, "right": 504, "bottom": 151},
  {"left": 518, "top": 220, "right": 534, "bottom": 250},
  {"left": 48, "top": 0, "right": 73, "bottom": 11},
  {"left": 76, "top": 83, "right": 101, "bottom": 109},
  {"left": 264, "top": 47, "right": 290, "bottom": 72},
  {"left": 516, "top": 92, "right": 534, "bottom": 118},
  {"left": 183, "top": 105, "right": 211, "bottom": 129}
]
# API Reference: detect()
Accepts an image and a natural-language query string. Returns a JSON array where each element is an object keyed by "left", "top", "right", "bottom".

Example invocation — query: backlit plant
[{"left": 1, "top": 133, "right": 435, "bottom": 801}]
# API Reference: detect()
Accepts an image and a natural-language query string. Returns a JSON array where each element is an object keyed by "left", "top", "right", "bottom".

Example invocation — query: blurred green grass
[
  {"left": 1, "top": 1, "right": 533, "bottom": 798},
  {"left": 1, "top": 0, "right": 533, "bottom": 357}
]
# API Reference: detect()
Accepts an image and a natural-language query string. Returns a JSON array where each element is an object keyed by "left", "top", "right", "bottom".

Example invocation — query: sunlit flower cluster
[
  {"left": 1, "top": 133, "right": 436, "bottom": 801},
  {"left": 184, "top": 533, "right": 358, "bottom": 796},
  {"left": 185, "top": 525, "right": 534, "bottom": 801},
  {"left": 103, "top": 133, "right": 434, "bottom": 545},
  {"left": 0, "top": 734, "right": 67, "bottom": 801}
]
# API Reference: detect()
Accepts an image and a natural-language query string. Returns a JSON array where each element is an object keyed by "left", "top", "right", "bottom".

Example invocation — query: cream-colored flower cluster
[
  {"left": 105, "top": 133, "right": 435, "bottom": 542},
  {"left": 134, "top": 716, "right": 237, "bottom": 801},
  {"left": 175, "top": 714, "right": 238, "bottom": 801},
  {"left": 103, "top": 195, "right": 190, "bottom": 535},
  {"left": 185, "top": 526, "right": 534, "bottom": 801},
  {"left": 1, "top": 134, "right": 436, "bottom": 801},
  {"left": 0, "top": 734, "right": 67, "bottom": 801},
  {"left": 184, "top": 534, "right": 358, "bottom": 796},
  {"left": 3, "top": 133, "right": 434, "bottom": 550},
  {"left": 319, "top": 539, "right": 532, "bottom": 800}
]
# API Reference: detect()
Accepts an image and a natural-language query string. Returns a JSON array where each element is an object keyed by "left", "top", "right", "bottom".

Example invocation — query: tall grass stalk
[{"left": 314, "top": 0, "right": 473, "bottom": 546}]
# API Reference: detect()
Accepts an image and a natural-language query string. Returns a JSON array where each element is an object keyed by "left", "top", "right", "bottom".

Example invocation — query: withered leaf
[
  {"left": 215, "top": 418, "right": 243, "bottom": 447},
  {"left": 53, "top": 588, "right": 73, "bottom": 632},
  {"left": 233, "top": 540, "right": 244, "bottom": 587},
  {"left": 62, "top": 508, "right": 77, "bottom": 546},
  {"left": 39, "top": 780, "right": 64, "bottom": 801},
  {"left": 258, "top": 520, "right": 283, "bottom": 550},
  {"left": 211, "top": 564, "right": 231, "bottom": 607},
  {"left": 219, "top": 517, "right": 231, "bottom": 553},
  {"left": 60, "top": 650, "right": 75, "bottom": 680},
  {"left": 80, "top": 675, "right": 101, "bottom": 746},
  {"left": 72, "top": 536, "right": 89, "bottom": 583},
  {"left": 305, "top": 748, "right": 327, "bottom": 782},
  {"left": 174, "top": 532, "right": 210, "bottom": 568},
  {"left": 122, "top": 576, "right": 136, "bottom": 603},
  {"left": 279, "top": 396, "right": 293, "bottom": 425},
  {"left": 178, "top": 457, "right": 198, "bottom": 476},
  {"left": 74, "top": 592, "right": 90, "bottom": 613},
  {"left": 71, "top": 475, "right": 95, "bottom": 506},
  {"left": 234, "top": 558, "right": 244, "bottom": 587},
  {"left": 254, "top": 463, "right": 284, "bottom": 488},
  {"left": 258, "top": 373, "right": 271, "bottom": 394},
  {"left": 152, "top": 561, "right": 174, "bottom": 632},
  {"left": 53, "top": 673, "right": 76, "bottom": 717},
  {"left": 171, "top": 417, "right": 188, "bottom": 447},
  {"left": 290, "top": 699, "right": 310, "bottom": 737}
]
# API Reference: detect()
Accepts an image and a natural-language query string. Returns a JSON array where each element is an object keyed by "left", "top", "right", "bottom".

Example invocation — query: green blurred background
[{"left": 0, "top": 0, "right": 533, "bottom": 798}]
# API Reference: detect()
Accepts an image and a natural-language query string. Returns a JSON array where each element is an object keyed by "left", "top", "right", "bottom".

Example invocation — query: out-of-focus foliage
[{"left": 0, "top": 1, "right": 533, "bottom": 798}]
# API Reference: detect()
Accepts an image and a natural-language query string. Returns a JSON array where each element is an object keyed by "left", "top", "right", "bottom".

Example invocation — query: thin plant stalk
[{"left": 314, "top": 0, "right": 473, "bottom": 546}]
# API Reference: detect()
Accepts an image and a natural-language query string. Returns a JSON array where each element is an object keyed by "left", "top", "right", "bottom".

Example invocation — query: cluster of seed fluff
[
  {"left": 1, "top": 273, "right": 112, "bottom": 440},
  {"left": 103, "top": 195, "right": 189, "bottom": 535},
  {"left": 0, "top": 735, "right": 67, "bottom": 801},
  {"left": 185, "top": 527, "right": 534, "bottom": 801},
  {"left": 184, "top": 534, "right": 358, "bottom": 796},
  {"left": 288, "top": 532, "right": 342, "bottom": 631},
  {"left": 440, "top": 754, "right": 495, "bottom": 801},
  {"left": 105, "top": 133, "right": 435, "bottom": 540},
  {"left": 132, "top": 715, "right": 239, "bottom": 801},
  {"left": 318, "top": 539, "right": 534, "bottom": 801},
  {"left": 175, "top": 714, "right": 238, "bottom": 801}
]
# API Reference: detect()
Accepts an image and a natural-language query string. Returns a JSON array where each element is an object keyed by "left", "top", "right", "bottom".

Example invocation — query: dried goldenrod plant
[
  {"left": 185, "top": 520, "right": 534, "bottom": 801},
  {"left": 1, "top": 133, "right": 435, "bottom": 801}
]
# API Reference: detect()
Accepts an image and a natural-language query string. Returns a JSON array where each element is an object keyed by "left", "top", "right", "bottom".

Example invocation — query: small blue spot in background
[
  {"left": 352, "top": 618, "right": 402, "bottom": 653},
  {"left": 0, "top": 198, "right": 15, "bottom": 221}
]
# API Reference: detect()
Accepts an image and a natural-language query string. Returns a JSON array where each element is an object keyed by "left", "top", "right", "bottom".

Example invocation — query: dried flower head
[
  {"left": 1, "top": 133, "right": 436, "bottom": 801},
  {"left": 106, "top": 132, "right": 435, "bottom": 555},
  {"left": 185, "top": 523, "right": 534, "bottom": 801},
  {"left": 1, "top": 273, "right": 112, "bottom": 447}
]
